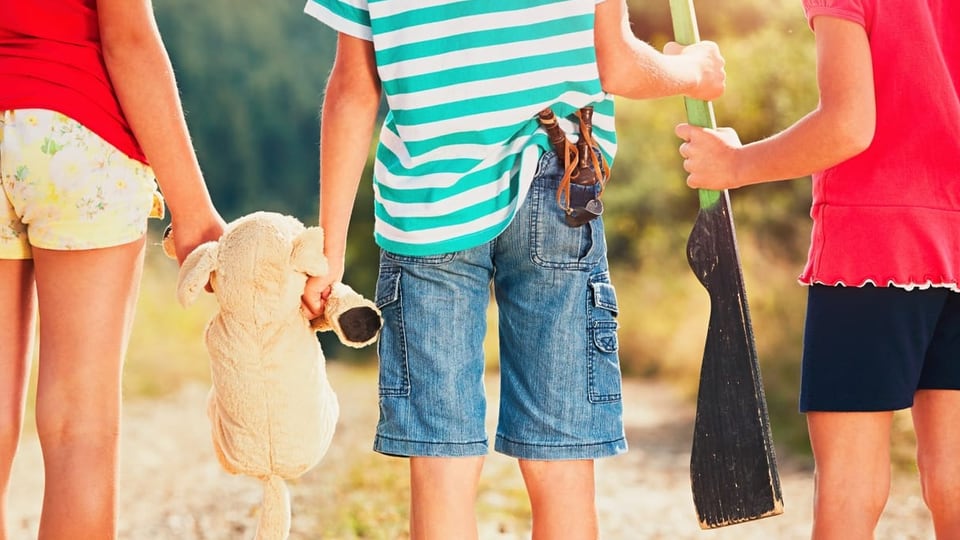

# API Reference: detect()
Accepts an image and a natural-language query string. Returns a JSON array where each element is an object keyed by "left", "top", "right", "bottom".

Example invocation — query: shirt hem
[{"left": 797, "top": 277, "right": 960, "bottom": 293}]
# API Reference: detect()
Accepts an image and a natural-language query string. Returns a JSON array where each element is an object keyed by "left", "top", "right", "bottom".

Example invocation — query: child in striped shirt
[{"left": 302, "top": 1, "right": 725, "bottom": 537}]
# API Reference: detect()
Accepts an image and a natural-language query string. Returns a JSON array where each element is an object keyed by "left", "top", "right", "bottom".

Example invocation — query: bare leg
[
  {"left": 33, "top": 239, "right": 146, "bottom": 540},
  {"left": 0, "top": 260, "right": 36, "bottom": 540},
  {"left": 519, "top": 459, "right": 598, "bottom": 540},
  {"left": 409, "top": 456, "right": 484, "bottom": 540},
  {"left": 912, "top": 390, "right": 960, "bottom": 539},
  {"left": 806, "top": 411, "right": 892, "bottom": 540}
]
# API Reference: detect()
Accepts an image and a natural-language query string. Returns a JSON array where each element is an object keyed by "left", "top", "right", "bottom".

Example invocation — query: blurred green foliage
[
  {"left": 150, "top": 0, "right": 822, "bottom": 457},
  {"left": 155, "top": 0, "right": 337, "bottom": 221}
]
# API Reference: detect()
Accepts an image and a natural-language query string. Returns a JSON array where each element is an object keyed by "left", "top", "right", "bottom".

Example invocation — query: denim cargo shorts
[{"left": 373, "top": 150, "right": 628, "bottom": 460}]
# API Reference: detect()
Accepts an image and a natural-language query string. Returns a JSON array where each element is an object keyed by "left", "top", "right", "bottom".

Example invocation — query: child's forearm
[
  {"left": 319, "top": 34, "right": 382, "bottom": 268},
  {"left": 99, "top": 0, "right": 217, "bottom": 224},
  {"left": 734, "top": 16, "right": 875, "bottom": 187},
  {"left": 595, "top": 0, "right": 724, "bottom": 101},
  {"left": 318, "top": 105, "right": 373, "bottom": 269},
  {"left": 680, "top": 102, "right": 875, "bottom": 192},
  {"left": 735, "top": 105, "right": 874, "bottom": 187}
]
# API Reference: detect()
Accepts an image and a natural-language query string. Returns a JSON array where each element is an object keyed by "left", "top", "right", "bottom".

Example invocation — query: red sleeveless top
[
  {"left": 799, "top": 0, "right": 960, "bottom": 291},
  {"left": 0, "top": 0, "right": 147, "bottom": 163}
]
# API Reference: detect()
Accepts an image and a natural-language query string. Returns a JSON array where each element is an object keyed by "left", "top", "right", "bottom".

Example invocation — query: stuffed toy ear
[
  {"left": 177, "top": 241, "right": 219, "bottom": 307},
  {"left": 291, "top": 226, "right": 328, "bottom": 277}
]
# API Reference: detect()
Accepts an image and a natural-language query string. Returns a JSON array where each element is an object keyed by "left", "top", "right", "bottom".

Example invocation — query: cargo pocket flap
[{"left": 590, "top": 280, "right": 618, "bottom": 315}]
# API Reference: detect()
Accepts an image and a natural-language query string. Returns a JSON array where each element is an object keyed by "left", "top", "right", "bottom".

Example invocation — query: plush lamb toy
[{"left": 165, "top": 211, "right": 381, "bottom": 540}]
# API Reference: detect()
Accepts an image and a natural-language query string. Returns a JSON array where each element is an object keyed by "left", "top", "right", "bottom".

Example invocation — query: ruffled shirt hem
[
  {"left": 798, "top": 277, "right": 960, "bottom": 293},
  {"left": 800, "top": 203, "right": 960, "bottom": 295}
]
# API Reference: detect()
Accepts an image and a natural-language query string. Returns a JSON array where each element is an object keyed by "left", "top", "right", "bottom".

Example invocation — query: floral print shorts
[{"left": 0, "top": 109, "right": 164, "bottom": 259}]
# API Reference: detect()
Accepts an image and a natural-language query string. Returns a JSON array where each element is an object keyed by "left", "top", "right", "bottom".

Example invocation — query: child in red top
[
  {"left": 676, "top": 0, "right": 960, "bottom": 538},
  {"left": 0, "top": 0, "right": 224, "bottom": 537}
]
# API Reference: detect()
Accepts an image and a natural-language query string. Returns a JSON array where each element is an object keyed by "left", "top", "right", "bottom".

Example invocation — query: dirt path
[{"left": 7, "top": 363, "right": 934, "bottom": 539}]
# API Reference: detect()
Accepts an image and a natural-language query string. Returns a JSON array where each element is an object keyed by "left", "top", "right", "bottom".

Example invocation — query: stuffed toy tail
[{"left": 254, "top": 475, "right": 291, "bottom": 540}]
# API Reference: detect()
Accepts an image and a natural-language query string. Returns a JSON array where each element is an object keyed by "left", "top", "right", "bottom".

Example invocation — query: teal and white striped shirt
[{"left": 305, "top": 0, "right": 617, "bottom": 256}]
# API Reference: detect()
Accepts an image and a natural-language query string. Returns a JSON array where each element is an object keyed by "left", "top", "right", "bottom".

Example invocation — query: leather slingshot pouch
[{"left": 537, "top": 106, "right": 610, "bottom": 228}]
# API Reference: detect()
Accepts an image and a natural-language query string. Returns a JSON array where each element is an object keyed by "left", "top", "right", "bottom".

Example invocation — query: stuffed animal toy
[{"left": 164, "top": 211, "right": 382, "bottom": 540}]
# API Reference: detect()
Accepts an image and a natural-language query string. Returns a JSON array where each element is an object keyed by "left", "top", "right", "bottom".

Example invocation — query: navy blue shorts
[{"left": 800, "top": 284, "right": 960, "bottom": 412}]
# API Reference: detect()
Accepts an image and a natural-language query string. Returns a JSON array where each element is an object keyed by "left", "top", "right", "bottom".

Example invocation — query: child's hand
[
  {"left": 301, "top": 257, "right": 344, "bottom": 320},
  {"left": 170, "top": 212, "right": 226, "bottom": 265},
  {"left": 301, "top": 276, "right": 332, "bottom": 321},
  {"left": 163, "top": 212, "right": 226, "bottom": 293},
  {"left": 663, "top": 40, "right": 726, "bottom": 102},
  {"left": 675, "top": 123, "right": 744, "bottom": 190}
]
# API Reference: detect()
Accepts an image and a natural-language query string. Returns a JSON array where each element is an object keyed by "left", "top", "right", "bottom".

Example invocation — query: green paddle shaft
[{"left": 668, "top": 0, "right": 721, "bottom": 209}]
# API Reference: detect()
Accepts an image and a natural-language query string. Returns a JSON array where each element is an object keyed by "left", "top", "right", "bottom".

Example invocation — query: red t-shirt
[
  {"left": 799, "top": 0, "right": 959, "bottom": 290},
  {"left": 0, "top": 0, "right": 147, "bottom": 163}
]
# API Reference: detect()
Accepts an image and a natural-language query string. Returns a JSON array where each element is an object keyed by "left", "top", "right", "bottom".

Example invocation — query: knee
[
  {"left": 918, "top": 460, "right": 960, "bottom": 518},
  {"left": 35, "top": 391, "right": 119, "bottom": 440},
  {"left": 813, "top": 467, "right": 889, "bottom": 520},
  {"left": 35, "top": 408, "right": 119, "bottom": 451},
  {"left": 518, "top": 459, "right": 596, "bottom": 503},
  {"left": 0, "top": 411, "right": 24, "bottom": 459},
  {"left": 518, "top": 459, "right": 595, "bottom": 485}
]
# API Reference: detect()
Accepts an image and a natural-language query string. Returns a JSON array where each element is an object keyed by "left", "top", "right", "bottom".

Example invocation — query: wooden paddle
[{"left": 668, "top": 0, "right": 784, "bottom": 528}]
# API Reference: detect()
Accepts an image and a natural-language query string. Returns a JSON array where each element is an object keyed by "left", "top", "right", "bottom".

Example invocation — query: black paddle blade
[{"left": 686, "top": 192, "right": 784, "bottom": 528}]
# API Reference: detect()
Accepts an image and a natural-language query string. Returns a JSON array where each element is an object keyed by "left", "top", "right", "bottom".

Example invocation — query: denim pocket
[
  {"left": 527, "top": 153, "right": 606, "bottom": 271},
  {"left": 375, "top": 265, "right": 410, "bottom": 397},
  {"left": 382, "top": 251, "right": 455, "bottom": 265},
  {"left": 587, "top": 275, "right": 622, "bottom": 403}
]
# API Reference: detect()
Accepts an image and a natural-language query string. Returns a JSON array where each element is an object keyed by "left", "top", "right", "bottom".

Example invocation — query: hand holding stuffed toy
[{"left": 165, "top": 211, "right": 381, "bottom": 540}]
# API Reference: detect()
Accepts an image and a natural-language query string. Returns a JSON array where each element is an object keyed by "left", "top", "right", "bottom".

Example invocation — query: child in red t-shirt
[
  {"left": 0, "top": 1, "right": 224, "bottom": 537},
  {"left": 676, "top": 0, "right": 960, "bottom": 538}
]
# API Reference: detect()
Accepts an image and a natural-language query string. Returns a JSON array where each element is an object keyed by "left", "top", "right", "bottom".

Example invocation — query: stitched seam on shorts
[{"left": 495, "top": 434, "right": 626, "bottom": 448}]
